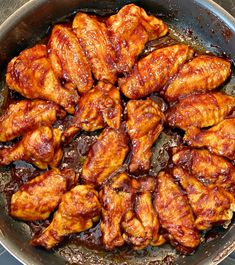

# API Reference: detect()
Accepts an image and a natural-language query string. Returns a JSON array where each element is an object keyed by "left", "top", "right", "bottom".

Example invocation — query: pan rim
[{"left": 0, "top": 1, "right": 235, "bottom": 265}]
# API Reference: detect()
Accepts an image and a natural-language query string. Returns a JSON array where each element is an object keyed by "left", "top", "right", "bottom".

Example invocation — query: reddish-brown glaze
[
  {"left": 48, "top": 24, "right": 93, "bottom": 93},
  {"left": 126, "top": 99, "right": 165, "bottom": 174},
  {"left": 165, "top": 55, "right": 231, "bottom": 102},
  {"left": 73, "top": 13, "right": 117, "bottom": 84},
  {"left": 166, "top": 92, "right": 235, "bottom": 130},
  {"left": 106, "top": 3, "right": 168, "bottom": 73},
  {"left": 184, "top": 118, "right": 235, "bottom": 160},
  {"left": 10, "top": 168, "right": 77, "bottom": 221},
  {"left": 6, "top": 44, "right": 79, "bottom": 114},
  {"left": 154, "top": 171, "right": 200, "bottom": 253},
  {"left": 119, "top": 44, "right": 194, "bottom": 99}
]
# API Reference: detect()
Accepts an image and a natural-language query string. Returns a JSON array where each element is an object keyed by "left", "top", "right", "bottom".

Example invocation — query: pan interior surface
[{"left": 0, "top": 1, "right": 235, "bottom": 265}]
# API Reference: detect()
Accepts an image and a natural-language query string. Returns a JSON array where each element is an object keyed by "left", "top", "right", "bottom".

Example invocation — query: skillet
[{"left": 0, "top": 0, "right": 235, "bottom": 264}]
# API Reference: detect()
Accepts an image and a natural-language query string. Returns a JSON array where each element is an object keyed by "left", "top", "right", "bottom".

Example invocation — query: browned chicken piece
[
  {"left": 0, "top": 126, "right": 62, "bottom": 169},
  {"left": 172, "top": 148, "right": 235, "bottom": 194},
  {"left": 0, "top": 100, "right": 65, "bottom": 142},
  {"left": 122, "top": 177, "right": 160, "bottom": 249},
  {"left": 126, "top": 99, "right": 165, "bottom": 174},
  {"left": 165, "top": 55, "right": 231, "bottom": 102},
  {"left": 119, "top": 44, "right": 194, "bottom": 99},
  {"left": 6, "top": 44, "right": 79, "bottom": 114},
  {"left": 106, "top": 4, "right": 168, "bottom": 73},
  {"left": 81, "top": 128, "right": 129, "bottom": 186},
  {"left": 167, "top": 92, "right": 235, "bottom": 130},
  {"left": 154, "top": 171, "right": 200, "bottom": 254},
  {"left": 184, "top": 118, "right": 235, "bottom": 160},
  {"left": 31, "top": 185, "right": 100, "bottom": 249},
  {"left": 64, "top": 81, "right": 122, "bottom": 141},
  {"left": 73, "top": 13, "right": 117, "bottom": 84},
  {"left": 99, "top": 173, "right": 133, "bottom": 250},
  {"left": 173, "top": 167, "right": 235, "bottom": 230},
  {"left": 11, "top": 168, "right": 77, "bottom": 221},
  {"left": 48, "top": 24, "right": 93, "bottom": 93}
]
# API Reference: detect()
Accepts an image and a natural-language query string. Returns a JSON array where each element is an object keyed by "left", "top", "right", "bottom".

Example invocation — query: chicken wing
[
  {"left": 0, "top": 126, "right": 62, "bottom": 169},
  {"left": 172, "top": 148, "right": 235, "bottom": 194},
  {"left": 64, "top": 81, "right": 122, "bottom": 141},
  {"left": 99, "top": 173, "right": 133, "bottom": 250},
  {"left": 164, "top": 55, "right": 231, "bottom": 102},
  {"left": 173, "top": 167, "right": 235, "bottom": 230},
  {"left": 119, "top": 44, "right": 194, "bottom": 99},
  {"left": 126, "top": 99, "right": 165, "bottom": 174},
  {"left": 106, "top": 4, "right": 168, "bottom": 73},
  {"left": 11, "top": 168, "right": 77, "bottom": 221},
  {"left": 122, "top": 177, "right": 160, "bottom": 249},
  {"left": 6, "top": 44, "right": 79, "bottom": 114},
  {"left": 31, "top": 185, "right": 100, "bottom": 249},
  {"left": 154, "top": 171, "right": 200, "bottom": 253},
  {"left": 166, "top": 92, "right": 235, "bottom": 130},
  {"left": 73, "top": 13, "right": 117, "bottom": 84},
  {"left": 0, "top": 100, "right": 65, "bottom": 142},
  {"left": 48, "top": 24, "right": 93, "bottom": 93},
  {"left": 184, "top": 118, "right": 235, "bottom": 160},
  {"left": 81, "top": 128, "right": 129, "bottom": 186}
]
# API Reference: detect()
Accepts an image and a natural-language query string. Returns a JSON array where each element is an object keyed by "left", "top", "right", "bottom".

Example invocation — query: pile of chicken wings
[{"left": 1, "top": 3, "right": 235, "bottom": 255}]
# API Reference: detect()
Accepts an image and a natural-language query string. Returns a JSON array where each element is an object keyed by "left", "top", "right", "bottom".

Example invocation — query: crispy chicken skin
[
  {"left": 119, "top": 44, "right": 194, "bottom": 99},
  {"left": 0, "top": 126, "right": 63, "bottom": 169},
  {"left": 64, "top": 81, "right": 122, "bottom": 141},
  {"left": 0, "top": 100, "right": 65, "bottom": 142},
  {"left": 81, "top": 128, "right": 129, "bottom": 186},
  {"left": 11, "top": 168, "right": 77, "bottom": 221},
  {"left": 126, "top": 99, "right": 165, "bottom": 174},
  {"left": 172, "top": 148, "right": 235, "bottom": 194},
  {"left": 106, "top": 4, "right": 168, "bottom": 73},
  {"left": 122, "top": 177, "right": 160, "bottom": 249},
  {"left": 173, "top": 167, "right": 235, "bottom": 230},
  {"left": 48, "top": 24, "right": 93, "bottom": 93},
  {"left": 166, "top": 92, "right": 235, "bottom": 130},
  {"left": 154, "top": 171, "right": 200, "bottom": 253},
  {"left": 31, "top": 185, "right": 100, "bottom": 249},
  {"left": 99, "top": 173, "right": 133, "bottom": 250},
  {"left": 6, "top": 44, "right": 79, "bottom": 114},
  {"left": 165, "top": 55, "right": 231, "bottom": 102},
  {"left": 73, "top": 13, "right": 117, "bottom": 84},
  {"left": 184, "top": 118, "right": 235, "bottom": 160}
]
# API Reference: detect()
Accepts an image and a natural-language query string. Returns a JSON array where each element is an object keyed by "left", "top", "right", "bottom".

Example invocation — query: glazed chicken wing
[
  {"left": 119, "top": 44, "right": 194, "bottom": 99},
  {"left": 11, "top": 168, "right": 77, "bottom": 221},
  {"left": 64, "top": 81, "right": 122, "bottom": 141},
  {"left": 31, "top": 185, "right": 100, "bottom": 249},
  {"left": 126, "top": 99, "right": 165, "bottom": 174},
  {"left": 154, "top": 171, "right": 200, "bottom": 253},
  {"left": 106, "top": 3, "right": 168, "bottom": 73},
  {"left": 0, "top": 126, "right": 62, "bottom": 169},
  {"left": 48, "top": 24, "right": 93, "bottom": 93},
  {"left": 0, "top": 99, "right": 65, "bottom": 142},
  {"left": 81, "top": 128, "right": 129, "bottom": 186},
  {"left": 172, "top": 148, "right": 235, "bottom": 194},
  {"left": 167, "top": 92, "right": 235, "bottom": 130},
  {"left": 73, "top": 13, "right": 117, "bottom": 84},
  {"left": 164, "top": 55, "right": 231, "bottom": 102},
  {"left": 122, "top": 177, "right": 160, "bottom": 249},
  {"left": 184, "top": 118, "right": 235, "bottom": 160},
  {"left": 6, "top": 44, "right": 79, "bottom": 114},
  {"left": 99, "top": 173, "right": 133, "bottom": 250},
  {"left": 173, "top": 167, "right": 235, "bottom": 230}
]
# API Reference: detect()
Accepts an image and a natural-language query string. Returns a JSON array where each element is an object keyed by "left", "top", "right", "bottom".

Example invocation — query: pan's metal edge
[
  {"left": 0, "top": 1, "right": 235, "bottom": 265},
  {"left": 196, "top": 0, "right": 235, "bottom": 30}
]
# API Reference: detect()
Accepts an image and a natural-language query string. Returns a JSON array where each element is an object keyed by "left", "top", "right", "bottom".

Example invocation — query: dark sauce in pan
[{"left": 0, "top": 7, "right": 234, "bottom": 265}]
